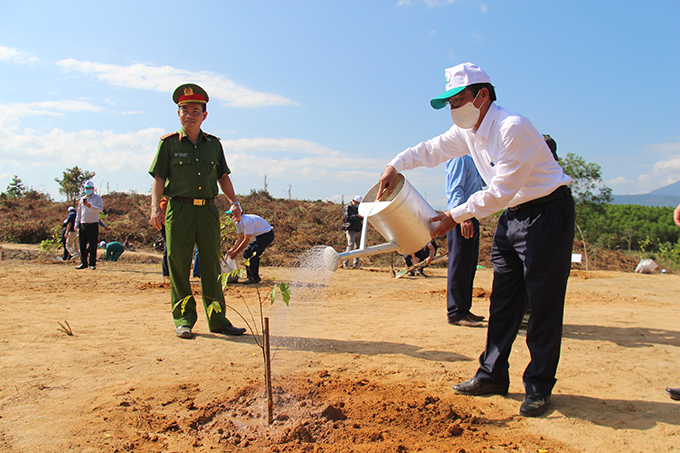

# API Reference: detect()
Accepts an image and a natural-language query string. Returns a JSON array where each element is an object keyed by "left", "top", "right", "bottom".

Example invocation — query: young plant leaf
[
  {"left": 219, "top": 273, "right": 230, "bottom": 290},
  {"left": 207, "top": 300, "right": 222, "bottom": 318},
  {"left": 279, "top": 282, "right": 291, "bottom": 306},
  {"left": 172, "top": 296, "right": 192, "bottom": 317}
]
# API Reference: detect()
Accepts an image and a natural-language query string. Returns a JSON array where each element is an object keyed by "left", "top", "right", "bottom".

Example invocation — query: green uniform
[{"left": 149, "top": 128, "right": 233, "bottom": 331}]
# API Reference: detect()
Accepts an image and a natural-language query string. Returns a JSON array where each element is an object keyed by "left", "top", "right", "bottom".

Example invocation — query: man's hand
[
  {"left": 430, "top": 211, "right": 457, "bottom": 238},
  {"left": 229, "top": 203, "right": 242, "bottom": 218},
  {"left": 150, "top": 206, "right": 163, "bottom": 231},
  {"left": 377, "top": 166, "right": 398, "bottom": 201},
  {"left": 460, "top": 219, "right": 475, "bottom": 239}
]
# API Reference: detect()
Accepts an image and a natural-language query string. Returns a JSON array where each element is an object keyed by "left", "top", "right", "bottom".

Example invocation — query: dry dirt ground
[{"left": 0, "top": 243, "right": 679, "bottom": 453}]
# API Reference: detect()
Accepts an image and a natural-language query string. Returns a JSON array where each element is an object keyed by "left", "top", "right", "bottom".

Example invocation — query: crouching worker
[
  {"left": 102, "top": 241, "right": 125, "bottom": 262},
  {"left": 227, "top": 210, "right": 274, "bottom": 284}
]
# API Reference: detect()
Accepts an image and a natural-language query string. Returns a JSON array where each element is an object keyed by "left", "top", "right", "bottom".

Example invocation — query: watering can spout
[{"left": 323, "top": 242, "right": 400, "bottom": 272}]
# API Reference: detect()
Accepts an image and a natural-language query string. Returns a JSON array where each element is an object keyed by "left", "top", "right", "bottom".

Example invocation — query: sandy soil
[{"left": 0, "top": 243, "right": 679, "bottom": 453}]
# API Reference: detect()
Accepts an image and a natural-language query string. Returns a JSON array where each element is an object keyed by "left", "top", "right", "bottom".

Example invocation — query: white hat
[
  {"left": 68, "top": 206, "right": 75, "bottom": 212},
  {"left": 430, "top": 62, "right": 491, "bottom": 110},
  {"left": 352, "top": 195, "right": 363, "bottom": 203},
  {"left": 84, "top": 180, "right": 95, "bottom": 188}
]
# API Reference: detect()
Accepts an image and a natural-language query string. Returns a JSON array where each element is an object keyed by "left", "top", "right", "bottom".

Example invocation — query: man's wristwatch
[{"left": 231, "top": 200, "right": 240, "bottom": 207}]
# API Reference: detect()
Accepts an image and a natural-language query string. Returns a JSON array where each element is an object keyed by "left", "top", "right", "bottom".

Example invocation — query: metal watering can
[{"left": 324, "top": 174, "right": 439, "bottom": 271}]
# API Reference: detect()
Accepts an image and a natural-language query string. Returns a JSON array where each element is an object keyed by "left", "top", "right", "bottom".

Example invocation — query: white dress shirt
[
  {"left": 388, "top": 103, "right": 571, "bottom": 223},
  {"left": 236, "top": 214, "right": 272, "bottom": 237},
  {"left": 75, "top": 194, "right": 104, "bottom": 224}
]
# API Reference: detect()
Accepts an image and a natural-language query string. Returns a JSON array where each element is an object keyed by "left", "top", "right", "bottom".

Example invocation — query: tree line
[{"left": 3, "top": 160, "right": 680, "bottom": 266}]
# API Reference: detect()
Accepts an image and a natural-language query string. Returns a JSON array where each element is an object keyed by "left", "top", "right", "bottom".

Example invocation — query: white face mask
[{"left": 450, "top": 92, "right": 482, "bottom": 129}]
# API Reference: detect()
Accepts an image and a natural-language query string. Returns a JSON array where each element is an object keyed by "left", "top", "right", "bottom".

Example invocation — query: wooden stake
[{"left": 264, "top": 317, "right": 273, "bottom": 424}]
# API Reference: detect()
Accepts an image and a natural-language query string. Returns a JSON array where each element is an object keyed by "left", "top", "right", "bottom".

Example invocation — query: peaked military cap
[{"left": 173, "top": 83, "right": 209, "bottom": 105}]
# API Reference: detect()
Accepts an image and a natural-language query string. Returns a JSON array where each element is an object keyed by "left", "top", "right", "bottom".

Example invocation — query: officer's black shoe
[
  {"left": 666, "top": 387, "right": 680, "bottom": 400},
  {"left": 453, "top": 378, "right": 508, "bottom": 396},
  {"left": 519, "top": 395, "right": 551, "bottom": 417},
  {"left": 211, "top": 325, "right": 247, "bottom": 336},
  {"left": 75, "top": 264, "right": 88, "bottom": 270}
]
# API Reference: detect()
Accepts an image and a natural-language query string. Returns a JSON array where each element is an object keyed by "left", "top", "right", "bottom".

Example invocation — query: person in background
[
  {"left": 61, "top": 206, "right": 78, "bottom": 261},
  {"left": 192, "top": 248, "right": 201, "bottom": 278},
  {"left": 666, "top": 202, "right": 680, "bottom": 402},
  {"left": 101, "top": 241, "right": 125, "bottom": 262},
  {"left": 75, "top": 180, "right": 104, "bottom": 270},
  {"left": 445, "top": 155, "right": 484, "bottom": 327},
  {"left": 378, "top": 62, "right": 574, "bottom": 418},
  {"left": 149, "top": 83, "right": 245, "bottom": 339},
  {"left": 227, "top": 210, "right": 274, "bottom": 284},
  {"left": 342, "top": 195, "right": 364, "bottom": 269},
  {"left": 404, "top": 240, "right": 437, "bottom": 276}
]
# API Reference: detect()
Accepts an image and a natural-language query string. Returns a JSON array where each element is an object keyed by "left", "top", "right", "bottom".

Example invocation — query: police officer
[{"left": 149, "top": 83, "right": 246, "bottom": 339}]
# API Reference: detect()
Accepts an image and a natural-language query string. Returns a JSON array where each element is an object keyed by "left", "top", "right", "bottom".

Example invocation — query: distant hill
[
  {"left": 649, "top": 179, "right": 680, "bottom": 196},
  {"left": 613, "top": 180, "right": 680, "bottom": 207},
  {"left": 613, "top": 194, "right": 680, "bottom": 207}
]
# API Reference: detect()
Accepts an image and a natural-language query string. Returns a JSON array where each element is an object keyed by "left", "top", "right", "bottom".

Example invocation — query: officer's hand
[
  {"left": 460, "top": 219, "right": 475, "bottom": 239},
  {"left": 430, "top": 211, "right": 457, "bottom": 238},
  {"left": 377, "top": 166, "right": 398, "bottom": 201},
  {"left": 150, "top": 207, "right": 163, "bottom": 231}
]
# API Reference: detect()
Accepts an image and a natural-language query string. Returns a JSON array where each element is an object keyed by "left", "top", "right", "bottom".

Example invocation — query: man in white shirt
[
  {"left": 378, "top": 62, "right": 575, "bottom": 417},
  {"left": 75, "top": 180, "right": 104, "bottom": 270},
  {"left": 227, "top": 211, "right": 274, "bottom": 284}
]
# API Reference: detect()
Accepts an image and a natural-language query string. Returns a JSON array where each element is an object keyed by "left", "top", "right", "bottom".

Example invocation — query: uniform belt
[
  {"left": 171, "top": 197, "right": 216, "bottom": 206},
  {"left": 508, "top": 186, "right": 571, "bottom": 212}
]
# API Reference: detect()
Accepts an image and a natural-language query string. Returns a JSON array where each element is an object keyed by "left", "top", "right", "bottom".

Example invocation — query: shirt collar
[
  {"left": 178, "top": 128, "right": 208, "bottom": 142},
  {"left": 475, "top": 102, "right": 498, "bottom": 140}
]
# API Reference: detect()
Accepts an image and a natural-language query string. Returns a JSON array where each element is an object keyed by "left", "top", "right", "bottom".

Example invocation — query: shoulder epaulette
[
  {"left": 160, "top": 131, "right": 180, "bottom": 140},
  {"left": 204, "top": 132, "right": 221, "bottom": 141}
]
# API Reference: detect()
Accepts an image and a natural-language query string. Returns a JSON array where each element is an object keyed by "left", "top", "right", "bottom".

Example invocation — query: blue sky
[{"left": 1, "top": 0, "right": 678, "bottom": 210}]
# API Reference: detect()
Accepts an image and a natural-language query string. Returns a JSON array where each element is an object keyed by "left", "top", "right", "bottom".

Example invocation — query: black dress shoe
[
  {"left": 75, "top": 264, "right": 88, "bottom": 270},
  {"left": 211, "top": 325, "right": 247, "bottom": 336},
  {"left": 453, "top": 378, "right": 508, "bottom": 396},
  {"left": 666, "top": 387, "right": 680, "bottom": 400},
  {"left": 520, "top": 395, "right": 551, "bottom": 417},
  {"left": 468, "top": 312, "right": 485, "bottom": 322}
]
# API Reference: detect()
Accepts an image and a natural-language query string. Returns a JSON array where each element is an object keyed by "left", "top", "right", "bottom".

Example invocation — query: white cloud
[
  {"left": 0, "top": 101, "right": 103, "bottom": 131},
  {"left": 56, "top": 59, "right": 297, "bottom": 108},
  {"left": 0, "top": 126, "right": 162, "bottom": 171},
  {"left": 222, "top": 138, "right": 386, "bottom": 181},
  {"left": 607, "top": 176, "right": 631, "bottom": 186},
  {"left": 0, "top": 46, "right": 38, "bottom": 64},
  {"left": 481, "top": 3, "right": 488, "bottom": 13},
  {"left": 424, "top": 0, "right": 456, "bottom": 7}
]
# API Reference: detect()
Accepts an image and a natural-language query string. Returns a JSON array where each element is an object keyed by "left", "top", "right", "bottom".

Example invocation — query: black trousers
[
  {"left": 78, "top": 223, "right": 99, "bottom": 267},
  {"left": 473, "top": 194, "right": 575, "bottom": 397},
  {"left": 446, "top": 218, "right": 480, "bottom": 322},
  {"left": 244, "top": 229, "right": 275, "bottom": 282}
]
